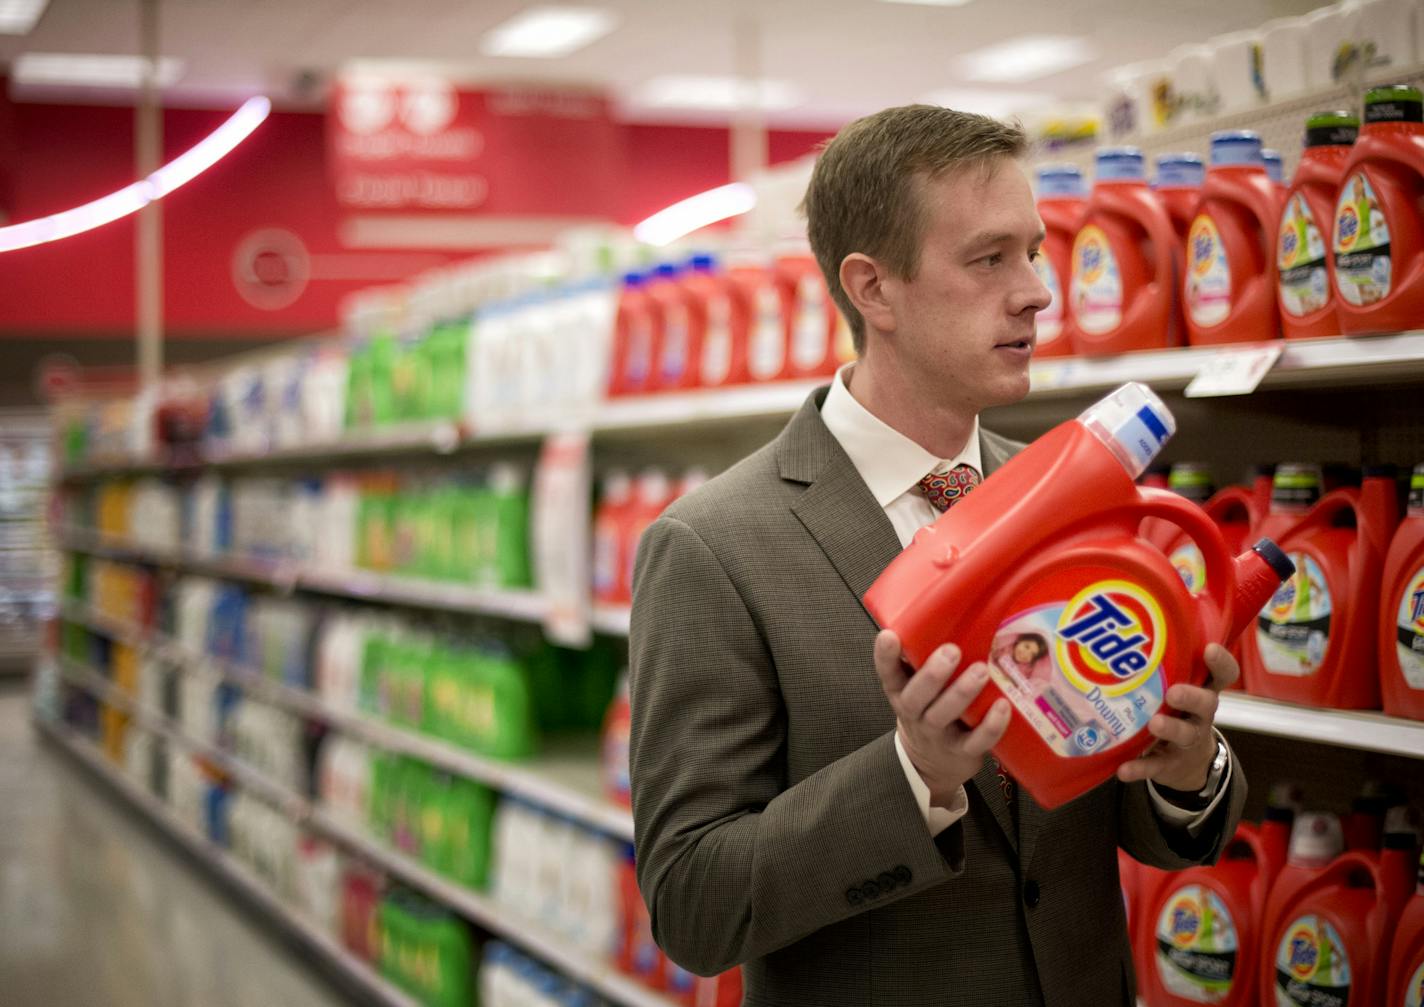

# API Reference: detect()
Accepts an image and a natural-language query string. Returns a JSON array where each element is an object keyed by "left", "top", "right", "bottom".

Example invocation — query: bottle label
[
  {"left": 1034, "top": 254, "right": 1065, "bottom": 345},
  {"left": 701, "top": 295, "right": 733, "bottom": 385},
  {"left": 1333, "top": 172, "right": 1393, "bottom": 307},
  {"left": 626, "top": 317, "right": 653, "bottom": 386},
  {"left": 591, "top": 523, "right": 619, "bottom": 597},
  {"left": 1277, "top": 194, "right": 1331, "bottom": 317},
  {"left": 790, "top": 275, "right": 830, "bottom": 370},
  {"left": 1169, "top": 542, "right": 1207, "bottom": 596},
  {"left": 1405, "top": 958, "right": 1424, "bottom": 1007},
  {"left": 1273, "top": 915, "right": 1351, "bottom": 1007},
  {"left": 987, "top": 579, "right": 1165, "bottom": 758},
  {"left": 1070, "top": 226, "right": 1123, "bottom": 334},
  {"left": 603, "top": 713, "right": 631, "bottom": 798},
  {"left": 748, "top": 286, "right": 785, "bottom": 380},
  {"left": 1187, "top": 215, "right": 1233, "bottom": 327},
  {"left": 1257, "top": 554, "right": 1332, "bottom": 677},
  {"left": 1154, "top": 885, "right": 1240, "bottom": 1003},
  {"left": 1394, "top": 566, "right": 1424, "bottom": 690},
  {"left": 660, "top": 304, "right": 690, "bottom": 383}
]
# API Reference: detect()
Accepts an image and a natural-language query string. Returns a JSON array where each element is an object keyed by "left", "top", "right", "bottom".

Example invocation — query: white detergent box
[
  {"left": 1350, "top": 0, "right": 1419, "bottom": 74},
  {"left": 1166, "top": 43, "right": 1221, "bottom": 125},
  {"left": 1259, "top": 17, "right": 1309, "bottom": 101},
  {"left": 1303, "top": 3, "right": 1361, "bottom": 90},
  {"left": 1211, "top": 29, "right": 1268, "bottom": 112}
]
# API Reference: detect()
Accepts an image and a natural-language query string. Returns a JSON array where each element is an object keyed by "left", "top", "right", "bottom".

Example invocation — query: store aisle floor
[{"left": 0, "top": 682, "right": 352, "bottom": 1007}]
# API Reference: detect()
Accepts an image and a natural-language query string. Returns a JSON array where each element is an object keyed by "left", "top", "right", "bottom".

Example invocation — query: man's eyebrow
[{"left": 962, "top": 228, "right": 1047, "bottom": 250}]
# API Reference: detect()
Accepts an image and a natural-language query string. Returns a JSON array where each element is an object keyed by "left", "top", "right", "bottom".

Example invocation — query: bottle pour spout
[{"left": 1227, "top": 538, "right": 1295, "bottom": 642}]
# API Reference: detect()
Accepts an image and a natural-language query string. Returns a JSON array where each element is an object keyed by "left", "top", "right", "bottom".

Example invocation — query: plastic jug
[
  {"left": 1342, "top": 781, "right": 1401, "bottom": 852},
  {"left": 744, "top": 259, "right": 790, "bottom": 384},
  {"left": 1242, "top": 463, "right": 1399, "bottom": 708},
  {"left": 1155, "top": 154, "right": 1207, "bottom": 244},
  {"left": 607, "top": 272, "right": 656, "bottom": 398},
  {"left": 1333, "top": 85, "right": 1424, "bottom": 334},
  {"left": 696, "top": 259, "right": 754, "bottom": 390},
  {"left": 864, "top": 383, "right": 1293, "bottom": 809},
  {"left": 650, "top": 261, "right": 702, "bottom": 393},
  {"left": 1185, "top": 130, "right": 1284, "bottom": 345},
  {"left": 602, "top": 670, "right": 631, "bottom": 807},
  {"left": 1382, "top": 463, "right": 1424, "bottom": 720},
  {"left": 1279, "top": 112, "right": 1361, "bottom": 340},
  {"left": 1263, "top": 148, "right": 1287, "bottom": 191},
  {"left": 1386, "top": 848, "right": 1424, "bottom": 1007},
  {"left": 626, "top": 469, "right": 675, "bottom": 601},
  {"left": 592, "top": 470, "right": 635, "bottom": 606},
  {"left": 1139, "top": 815, "right": 1291, "bottom": 1007},
  {"left": 1034, "top": 164, "right": 1088, "bottom": 359},
  {"left": 1067, "top": 148, "right": 1182, "bottom": 355},
  {"left": 777, "top": 252, "right": 840, "bottom": 379},
  {"left": 1124, "top": 850, "right": 1176, "bottom": 993}
]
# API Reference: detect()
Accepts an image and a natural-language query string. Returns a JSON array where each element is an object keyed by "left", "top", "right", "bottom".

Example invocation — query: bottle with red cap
[
  {"left": 1279, "top": 111, "right": 1360, "bottom": 341},
  {"left": 652, "top": 258, "right": 708, "bottom": 393},
  {"left": 1386, "top": 845, "right": 1424, "bottom": 1007},
  {"left": 592, "top": 471, "right": 635, "bottom": 605},
  {"left": 776, "top": 250, "right": 841, "bottom": 380},
  {"left": 1033, "top": 164, "right": 1088, "bottom": 359},
  {"left": 607, "top": 272, "right": 655, "bottom": 398},
  {"left": 1381, "top": 463, "right": 1424, "bottom": 721},
  {"left": 695, "top": 255, "right": 754, "bottom": 391}
]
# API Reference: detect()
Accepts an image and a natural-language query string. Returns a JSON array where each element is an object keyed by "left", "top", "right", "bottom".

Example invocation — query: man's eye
[
  {"left": 981, "top": 253, "right": 1003, "bottom": 267},
  {"left": 1029, "top": 249, "right": 1042, "bottom": 263}
]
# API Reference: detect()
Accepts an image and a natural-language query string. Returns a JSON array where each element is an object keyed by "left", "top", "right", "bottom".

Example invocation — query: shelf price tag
[
  {"left": 533, "top": 431, "right": 592, "bottom": 648},
  {"left": 1184, "top": 344, "right": 1283, "bottom": 398}
]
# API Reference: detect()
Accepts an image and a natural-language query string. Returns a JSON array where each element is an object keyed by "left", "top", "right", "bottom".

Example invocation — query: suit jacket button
[
  {"left": 877, "top": 871, "right": 897, "bottom": 892},
  {"left": 846, "top": 887, "right": 863, "bottom": 906},
  {"left": 1023, "top": 880, "right": 1041, "bottom": 908},
  {"left": 893, "top": 865, "right": 912, "bottom": 885},
  {"left": 861, "top": 881, "right": 881, "bottom": 900}
]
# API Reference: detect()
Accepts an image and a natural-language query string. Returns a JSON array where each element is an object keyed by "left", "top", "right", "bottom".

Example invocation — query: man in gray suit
[{"left": 629, "top": 105, "right": 1246, "bottom": 1006}]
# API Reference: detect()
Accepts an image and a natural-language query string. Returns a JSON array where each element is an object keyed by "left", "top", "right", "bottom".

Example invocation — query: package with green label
[
  {"left": 443, "top": 776, "right": 495, "bottom": 890},
  {"left": 489, "top": 463, "right": 533, "bottom": 590},
  {"left": 478, "top": 640, "right": 538, "bottom": 760}
]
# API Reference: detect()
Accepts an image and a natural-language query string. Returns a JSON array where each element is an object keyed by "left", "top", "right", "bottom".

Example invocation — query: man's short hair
[{"left": 801, "top": 104, "right": 1029, "bottom": 353}]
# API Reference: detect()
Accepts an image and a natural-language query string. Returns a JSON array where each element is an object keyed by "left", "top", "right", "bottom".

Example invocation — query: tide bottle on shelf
[
  {"left": 592, "top": 471, "right": 634, "bottom": 606},
  {"left": 1242, "top": 463, "right": 1399, "bottom": 708},
  {"left": 651, "top": 260, "right": 704, "bottom": 393},
  {"left": 601, "top": 671, "right": 631, "bottom": 807},
  {"left": 776, "top": 251, "right": 840, "bottom": 380},
  {"left": 1138, "top": 810, "right": 1292, "bottom": 1007},
  {"left": 741, "top": 258, "right": 791, "bottom": 385},
  {"left": 1185, "top": 130, "right": 1285, "bottom": 346},
  {"left": 1342, "top": 781, "right": 1401, "bottom": 852},
  {"left": 1386, "top": 848, "right": 1424, "bottom": 1007},
  {"left": 1067, "top": 148, "right": 1182, "bottom": 356},
  {"left": 1141, "top": 461, "right": 1214, "bottom": 555},
  {"left": 1033, "top": 164, "right": 1088, "bottom": 359},
  {"left": 1122, "top": 851, "right": 1174, "bottom": 991},
  {"left": 693, "top": 255, "right": 753, "bottom": 391},
  {"left": 639, "top": 264, "right": 682, "bottom": 392},
  {"left": 1279, "top": 112, "right": 1360, "bottom": 341},
  {"left": 1333, "top": 85, "right": 1424, "bottom": 334},
  {"left": 625, "top": 469, "right": 675, "bottom": 602},
  {"left": 1154, "top": 153, "right": 1207, "bottom": 245},
  {"left": 1381, "top": 463, "right": 1424, "bottom": 720},
  {"left": 1263, "top": 148, "right": 1288, "bottom": 192},
  {"left": 607, "top": 273, "right": 656, "bottom": 398},
  {"left": 864, "top": 383, "right": 1294, "bottom": 809}
]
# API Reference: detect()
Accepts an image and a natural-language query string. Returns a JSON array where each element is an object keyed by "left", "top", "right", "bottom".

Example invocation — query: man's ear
[{"left": 839, "top": 253, "right": 896, "bottom": 336}]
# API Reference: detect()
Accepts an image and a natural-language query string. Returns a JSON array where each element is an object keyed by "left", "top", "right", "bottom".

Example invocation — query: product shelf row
[
  {"left": 51, "top": 660, "right": 676, "bottom": 1007},
  {"left": 60, "top": 600, "right": 635, "bottom": 841},
  {"left": 57, "top": 330, "right": 1424, "bottom": 481},
  {"left": 33, "top": 718, "right": 422, "bottom": 1007}
]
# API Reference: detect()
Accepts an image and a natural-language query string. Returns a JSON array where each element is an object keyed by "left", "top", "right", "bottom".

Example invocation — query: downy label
[
  {"left": 1170, "top": 542, "right": 1208, "bottom": 596},
  {"left": 660, "top": 303, "right": 690, "bottom": 383},
  {"left": 1333, "top": 172, "right": 1393, "bottom": 306},
  {"left": 1034, "top": 253, "right": 1065, "bottom": 346},
  {"left": 987, "top": 580, "right": 1165, "bottom": 757},
  {"left": 748, "top": 286, "right": 785, "bottom": 380},
  {"left": 701, "top": 295, "right": 733, "bottom": 385},
  {"left": 1395, "top": 566, "right": 1424, "bottom": 690},
  {"left": 791, "top": 275, "right": 830, "bottom": 370},
  {"left": 1155, "top": 885, "right": 1239, "bottom": 1003},
  {"left": 1070, "top": 226, "right": 1123, "bottom": 334},
  {"left": 1187, "top": 215, "right": 1233, "bottom": 327},
  {"left": 1278, "top": 194, "right": 1331, "bottom": 317},
  {"left": 1258, "top": 554, "right": 1332, "bottom": 676},
  {"left": 1274, "top": 915, "right": 1351, "bottom": 1007}
]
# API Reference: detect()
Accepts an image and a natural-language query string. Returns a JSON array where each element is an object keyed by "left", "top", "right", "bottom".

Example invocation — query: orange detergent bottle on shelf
[
  {"left": 625, "top": 468, "right": 674, "bottom": 602},
  {"left": 1033, "top": 165, "right": 1088, "bottom": 359},
  {"left": 1333, "top": 85, "right": 1424, "bottom": 334},
  {"left": 592, "top": 470, "right": 635, "bottom": 606},
  {"left": 864, "top": 383, "right": 1293, "bottom": 810},
  {"left": 1279, "top": 112, "right": 1360, "bottom": 341},
  {"left": 776, "top": 251, "right": 841, "bottom": 380},
  {"left": 1241, "top": 463, "right": 1399, "bottom": 708},
  {"left": 651, "top": 259, "right": 706, "bottom": 393},
  {"left": 695, "top": 256, "right": 753, "bottom": 391},
  {"left": 1381, "top": 463, "right": 1424, "bottom": 721},
  {"left": 1124, "top": 850, "right": 1175, "bottom": 990},
  {"left": 1386, "top": 848, "right": 1424, "bottom": 1007},
  {"left": 1155, "top": 154, "right": 1207, "bottom": 244},
  {"left": 1141, "top": 461, "right": 1214, "bottom": 555},
  {"left": 1067, "top": 148, "right": 1182, "bottom": 356},
  {"left": 741, "top": 258, "right": 791, "bottom": 385},
  {"left": 607, "top": 272, "right": 655, "bottom": 398},
  {"left": 1185, "top": 131, "right": 1285, "bottom": 346},
  {"left": 1263, "top": 148, "right": 1288, "bottom": 193},
  {"left": 1138, "top": 807, "right": 1292, "bottom": 1007}
]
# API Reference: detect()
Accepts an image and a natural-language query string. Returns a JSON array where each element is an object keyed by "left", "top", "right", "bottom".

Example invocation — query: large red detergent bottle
[
  {"left": 592, "top": 470, "right": 634, "bottom": 606},
  {"left": 1263, "top": 148, "right": 1288, "bottom": 193},
  {"left": 1279, "top": 111, "right": 1361, "bottom": 341},
  {"left": 1123, "top": 850, "right": 1175, "bottom": 990},
  {"left": 1381, "top": 463, "right": 1424, "bottom": 721},
  {"left": 1241, "top": 463, "right": 1399, "bottom": 708},
  {"left": 775, "top": 251, "right": 840, "bottom": 380},
  {"left": 607, "top": 272, "right": 655, "bottom": 398},
  {"left": 1333, "top": 84, "right": 1424, "bottom": 335},
  {"left": 742, "top": 258, "right": 791, "bottom": 385},
  {"left": 1386, "top": 848, "right": 1424, "bottom": 1007},
  {"left": 1067, "top": 148, "right": 1182, "bottom": 356},
  {"left": 652, "top": 258, "right": 708, "bottom": 393},
  {"left": 1033, "top": 164, "right": 1088, "bottom": 359},
  {"left": 1155, "top": 154, "right": 1207, "bottom": 244},
  {"left": 864, "top": 383, "right": 1294, "bottom": 809},
  {"left": 1138, "top": 808, "right": 1293, "bottom": 1007},
  {"left": 1185, "top": 130, "right": 1285, "bottom": 346},
  {"left": 694, "top": 256, "right": 754, "bottom": 391},
  {"left": 1260, "top": 817, "right": 1417, "bottom": 1007}
]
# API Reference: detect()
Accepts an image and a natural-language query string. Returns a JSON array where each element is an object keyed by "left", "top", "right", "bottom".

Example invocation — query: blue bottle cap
[
  {"left": 653, "top": 262, "right": 681, "bottom": 279},
  {"left": 1094, "top": 147, "right": 1146, "bottom": 182},
  {"left": 1209, "top": 130, "right": 1264, "bottom": 168},
  {"left": 1153, "top": 153, "right": 1205, "bottom": 189},
  {"left": 1036, "top": 164, "right": 1087, "bottom": 197},
  {"left": 688, "top": 254, "right": 718, "bottom": 272},
  {"left": 1261, "top": 148, "right": 1284, "bottom": 183},
  {"left": 621, "top": 271, "right": 645, "bottom": 287}
]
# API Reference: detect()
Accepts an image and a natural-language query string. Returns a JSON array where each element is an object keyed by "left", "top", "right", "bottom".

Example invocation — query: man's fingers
[
  {"left": 1166, "top": 683, "right": 1219, "bottom": 722},
  {"left": 1203, "top": 643, "right": 1239, "bottom": 692},
  {"left": 874, "top": 631, "right": 909, "bottom": 698},
  {"left": 1148, "top": 713, "right": 1201, "bottom": 750},
  {"left": 959, "top": 698, "right": 1013, "bottom": 758},
  {"left": 897, "top": 644, "right": 962, "bottom": 720},
  {"left": 922, "top": 662, "right": 990, "bottom": 729},
  {"left": 1117, "top": 749, "right": 1171, "bottom": 783}
]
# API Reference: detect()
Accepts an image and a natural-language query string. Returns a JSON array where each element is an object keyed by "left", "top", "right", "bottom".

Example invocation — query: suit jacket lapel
[{"left": 974, "top": 757, "right": 1019, "bottom": 853}]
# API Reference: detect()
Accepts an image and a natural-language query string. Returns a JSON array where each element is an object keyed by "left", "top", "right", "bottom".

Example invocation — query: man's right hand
[{"left": 874, "top": 630, "right": 1013, "bottom": 810}]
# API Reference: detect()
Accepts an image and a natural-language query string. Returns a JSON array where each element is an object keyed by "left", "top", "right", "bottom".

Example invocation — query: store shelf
[
  {"left": 51, "top": 663, "right": 672, "bottom": 1007},
  {"left": 1215, "top": 692, "right": 1424, "bottom": 759},
  {"left": 591, "top": 380, "right": 822, "bottom": 432},
  {"left": 590, "top": 604, "right": 632, "bottom": 637},
  {"left": 33, "top": 719, "right": 421, "bottom": 1007},
  {"left": 61, "top": 601, "right": 635, "bottom": 841}
]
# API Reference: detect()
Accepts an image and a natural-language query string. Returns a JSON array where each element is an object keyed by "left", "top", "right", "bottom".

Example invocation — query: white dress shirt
[{"left": 819, "top": 363, "right": 1231, "bottom": 837}]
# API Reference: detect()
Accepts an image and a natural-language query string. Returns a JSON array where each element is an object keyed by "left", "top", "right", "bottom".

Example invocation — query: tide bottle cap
[
  {"left": 1154, "top": 153, "right": 1204, "bottom": 189},
  {"left": 1288, "top": 812, "right": 1344, "bottom": 866},
  {"left": 1262, "top": 148, "right": 1284, "bottom": 183},
  {"left": 622, "top": 271, "right": 646, "bottom": 288},
  {"left": 688, "top": 254, "right": 718, "bottom": 273},
  {"left": 1078, "top": 382, "right": 1176, "bottom": 479},
  {"left": 1305, "top": 109, "right": 1360, "bottom": 148},
  {"left": 1364, "top": 84, "right": 1424, "bottom": 125},
  {"left": 1095, "top": 147, "right": 1146, "bottom": 182},
  {"left": 1036, "top": 164, "right": 1087, "bottom": 197},
  {"left": 1169, "top": 462, "right": 1215, "bottom": 502},
  {"left": 1272, "top": 462, "right": 1323, "bottom": 509},
  {"left": 1209, "top": 130, "right": 1264, "bottom": 167}
]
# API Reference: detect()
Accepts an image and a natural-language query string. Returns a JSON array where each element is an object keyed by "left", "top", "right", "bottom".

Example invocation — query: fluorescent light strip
[
  {"left": 0, "top": 0, "right": 49, "bottom": 34},
  {"left": 480, "top": 6, "right": 617, "bottom": 58},
  {"left": 0, "top": 97, "right": 271, "bottom": 253},
  {"left": 633, "top": 182, "right": 756, "bottom": 247},
  {"left": 959, "top": 34, "right": 1094, "bottom": 83},
  {"left": 14, "top": 53, "right": 186, "bottom": 88},
  {"left": 634, "top": 75, "right": 802, "bottom": 112}
]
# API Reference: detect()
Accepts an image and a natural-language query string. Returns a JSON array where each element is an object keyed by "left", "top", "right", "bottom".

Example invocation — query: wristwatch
[{"left": 1156, "top": 735, "right": 1229, "bottom": 812}]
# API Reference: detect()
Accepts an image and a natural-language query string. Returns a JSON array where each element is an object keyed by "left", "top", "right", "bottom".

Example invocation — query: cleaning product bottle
[
  {"left": 488, "top": 463, "right": 532, "bottom": 591},
  {"left": 656, "top": 255, "right": 713, "bottom": 392},
  {"left": 1154, "top": 154, "right": 1207, "bottom": 245},
  {"left": 1263, "top": 148, "right": 1287, "bottom": 192},
  {"left": 607, "top": 272, "right": 655, "bottom": 398},
  {"left": 1242, "top": 463, "right": 1399, "bottom": 708},
  {"left": 648, "top": 261, "right": 695, "bottom": 393},
  {"left": 602, "top": 670, "right": 632, "bottom": 807},
  {"left": 743, "top": 258, "right": 790, "bottom": 384},
  {"left": 1067, "top": 148, "right": 1182, "bottom": 355},
  {"left": 776, "top": 249, "right": 840, "bottom": 380},
  {"left": 1124, "top": 851, "right": 1175, "bottom": 991},
  {"left": 1333, "top": 84, "right": 1424, "bottom": 334},
  {"left": 1185, "top": 130, "right": 1285, "bottom": 345},
  {"left": 1279, "top": 112, "right": 1360, "bottom": 340},
  {"left": 696, "top": 257, "right": 754, "bottom": 390},
  {"left": 625, "top": 469, "right": 674, "bottom": 603},
  {"left": 864, "top": 383, "right": 1294, "bottom": 809},
  {"left": 592, "top": 470, "right": 635, "bottom": 606},
  {"left": 1033, "top": 164, "right": 1088, "bottom": 359},
  {"left": 1342, "top": 781, "right": 1401, "bottom": 852},
  {"left": 1386, "top": 847, "right": 1424, "bottom": 1007},
  {"left": 1259, "top": 812, "right": 1346, "bottom": 991},
  {"left": 1141, "top": 461, "right": 1214, "bottom": 556},
  {"left": 1381, "top": 463, "right": 1424, "bottom": 720}
]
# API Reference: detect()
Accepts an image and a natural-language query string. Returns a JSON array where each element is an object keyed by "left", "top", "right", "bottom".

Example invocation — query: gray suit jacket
[{"left": 629, "top": 387, "right": 1247, "bottom": 1007}]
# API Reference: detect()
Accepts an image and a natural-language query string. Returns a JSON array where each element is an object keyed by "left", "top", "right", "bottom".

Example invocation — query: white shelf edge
[
  {"left": 59, "top": 602, "right": 635, "bottom": 841},
  {"left": 1216, "top": 692, "right": 1424, "bottom": 759},
  {"left": 590, "top": 605, "right": 632, "bottom": 638},
  {"left": 34, "top": 718, "right": 422, "bottom": 1007}
]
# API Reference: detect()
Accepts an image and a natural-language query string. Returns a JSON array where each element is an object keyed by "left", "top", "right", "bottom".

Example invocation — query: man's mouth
[{"left": 996, "top": 337, "right": 1034, "bottom": 352}]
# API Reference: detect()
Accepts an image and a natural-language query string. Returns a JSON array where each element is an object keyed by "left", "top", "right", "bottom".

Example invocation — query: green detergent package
[
  {"left": 419, "top": 771, "right": 454, "bottom": 878},
  {"left": 470, "top": 480, "right": 497, "bottom": 588},
  {"left": 368, "top": 750, "right": 395, "bottom": 842},
  {"left": 574, "top": 636, "right": 623, "bottom": 731},
  {"left": 450, "top": 481, "right": 483, "bottom": 585},
  {"left": 424, "top": 645, "right": 458, "bottom": 742},
  {"left": 444, "top": 777, "right": 495, "bottom": 890},
  {"left": 366, "top": 332, "right": 397, "bottom": 426},
  {"left": 428, "top": 321, "right": 467, "bottom": 421},
  {"left": 344, "top": 343, "right": 374, "bottom": 429},
  {"left": 480, "top": 642, "right": 537, "bottom": 760},
  {"left": 489, "top": 464, "right": 532, "bottom": 590},
  {"left": 358, "top": 633, "right": 390, "bottom": 717},
  {"left": 431, "top": 486, "right": 461, "bottom": 582},
  {"left": 521, "top": 634, "right": 568, "bottom": 733},
  {"left": 406, "top": 899, "right": 474, "bottom": 1007},
  {"left": 390, "top": 756, "right": 425, "bottom": 858}
]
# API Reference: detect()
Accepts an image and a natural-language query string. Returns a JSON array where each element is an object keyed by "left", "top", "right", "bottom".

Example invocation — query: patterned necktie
[{"left": 917, "top": 463, "right": 1018, "bottom": 818}]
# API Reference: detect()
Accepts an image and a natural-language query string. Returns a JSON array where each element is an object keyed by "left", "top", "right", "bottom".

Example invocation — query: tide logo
[
  {"left": 1337, "top": 203, "right": 1361, "bottom": 251},
  {"left": 1287, "top": 925, "right": 1319, "bottom": 980},
  {"left": 1074, "top": 227, "right": 1107, "bottom": 284},
  {"left": 1056, "top": 580, "right": 1166, "bottom": 697},
  {"left": 1279, "top": 224, "right": 1299, "bottom": 265},
  {"left": 1409, "top": 573, "right": 1424, "bottom": 628},
  {"left": 1268, "top": 575, "right": 1298, "bottom": 621},
  {"left": 1167, "top": 893, "right": 1202, "bottom": 947},
  {"left": 1189, "top": 218, "right": 1217, "bottom": 276}
]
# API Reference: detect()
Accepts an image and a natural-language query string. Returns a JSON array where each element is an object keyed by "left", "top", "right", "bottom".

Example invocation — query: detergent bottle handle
[
  {"left": 1299, "top": 488, "right": 1361, "bottom": 535},
  {"left": 1135, "top": 487, "right": 1235, "bottom": 636},
  {"left": 1315, "top": 850, "right": 1383, "bottom": 895}
]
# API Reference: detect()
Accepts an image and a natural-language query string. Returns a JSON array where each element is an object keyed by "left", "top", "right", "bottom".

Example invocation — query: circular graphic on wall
[{"left": 231, "top": 228, "right": 311, "bottom": 311}]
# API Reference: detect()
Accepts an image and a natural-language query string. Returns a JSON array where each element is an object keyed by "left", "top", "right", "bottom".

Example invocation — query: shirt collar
[{"left": 820, "top": 362, "right": 982, "bottom": 508}]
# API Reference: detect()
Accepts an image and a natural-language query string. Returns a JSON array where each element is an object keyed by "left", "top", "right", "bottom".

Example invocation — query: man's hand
[
  {"left": 874, "top": 630, "right": 1012, "bottom": 809},
  {"left": 1117, "top": 643, "right": 1238, "bottom": 791}
]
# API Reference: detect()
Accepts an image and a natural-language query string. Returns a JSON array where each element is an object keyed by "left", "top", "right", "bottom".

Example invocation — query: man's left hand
[{"left": 1116, "top": 643, "right": 1237, "bottom": 791}]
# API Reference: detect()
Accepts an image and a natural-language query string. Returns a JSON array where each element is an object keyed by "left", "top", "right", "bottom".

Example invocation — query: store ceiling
[{"left": 2, "top": 0, "right": 1330, "bottom": 125}]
